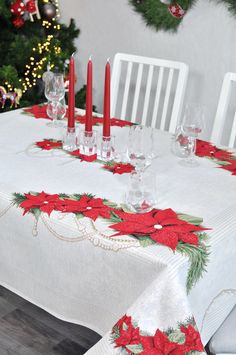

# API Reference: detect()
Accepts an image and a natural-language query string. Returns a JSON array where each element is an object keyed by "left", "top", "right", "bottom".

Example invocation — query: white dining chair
[
  {"left": 111, "top": 53, "right": 189, "bottom": 133},
  {"left": 211, "top": 72, "right": 236, "bottom": 148},
  {"left": 208, "top": 305, "right": 236, "bottom": 355}
]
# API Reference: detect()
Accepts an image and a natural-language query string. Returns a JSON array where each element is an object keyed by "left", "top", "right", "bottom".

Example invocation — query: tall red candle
[
  {"left": 68, "top": 53, "right": 75, "bottom": 129},
  {"left": 85, "top": 57, "right": 93, "bottom": 132},
  {"left": 103, "top": 59, "right": 111, "bottom": 137}
]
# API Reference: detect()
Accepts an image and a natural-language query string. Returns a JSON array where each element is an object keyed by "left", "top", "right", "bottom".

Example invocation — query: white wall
[{"left": 59, "top": 0, "right": 236, "bottom": 139}]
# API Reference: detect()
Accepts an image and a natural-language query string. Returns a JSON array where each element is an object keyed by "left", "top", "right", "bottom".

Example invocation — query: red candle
[
  {"left": 68, "top": 54, "right": 75, "bottom": 129},
  {"left": 85, "top": 57, "right": 93, "bottom": 132},
  {"left": 103, "top": 59, "right": 111, "bottom": 137}
]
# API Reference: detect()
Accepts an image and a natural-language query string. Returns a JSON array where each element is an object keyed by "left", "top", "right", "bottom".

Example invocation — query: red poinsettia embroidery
[
  {"left": 110, "top": 118, "right": 133, "bottom": 127},
  {"left": 69, "top": 149, "right": 97, "bottom": 162},
  {"left": 113, "top": 315, "right": 141, "bottom": 351},
  {"left": 74, "top": 115, "right": 104, "bottom": 125},
  {"left": 103, "top": 163, "right": 135, "bottom": 175},
  {"left": 74, "top": 115, "right": 133, "bottom": 127},
  {"left": 56, "top": 195, "right": 112, "bottom": 221},
  {"left": 110, "top": 208, "right": 207, "bottom": 250},
  {"left": 196, "top": 139, "right": 233, "bottom": 160},
  {"left": 140, "top": 331, "right": 179, "bottom": 355},
  {"left": 35, "top": 139, "right": 63, "bottom": 150},
  {"left": 24, "top": 105, "right": 50, "bottom": 119},
  {"left": 111, "top": 315, "right": 204, "bottom": 355},
  {"left": 180, "top": 324, "right": 205, "bottom": 353},
  {"left": 20, "top": 191, "right": 61, "bottom": 216},
  {"left": 219, "top": 159, "right": 236, "bottom": 175}
]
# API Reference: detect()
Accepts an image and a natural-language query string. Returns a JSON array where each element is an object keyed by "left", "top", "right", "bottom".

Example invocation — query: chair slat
[
  {"left": 151, "top": 67, "right": 164, "bottom": 128},
  {"left": 141, "top": 65, "right": 154, "bottom": 126},
  {"left": 211, "top": 72, "right": 236, "bottom": 148},
  {"left": 120, "top": 62, "right": 133, "bottom": 120},
  {"left": 229, "top": 110, "right": 236, "bottom": 148},
  {"left": 131, "top": 63, "right": 143, "bottom": 123},
  {"left": 160, "top": 68, "right": 174, "bottom": 131},
  {"left": 111, "top": 53, "right": 189, "bottom": 132},
  {"left": 111, "top": 59, "right": 122, "bottom": 118}
]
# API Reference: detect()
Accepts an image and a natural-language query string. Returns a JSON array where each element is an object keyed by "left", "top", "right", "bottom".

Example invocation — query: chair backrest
[
  {"left": 211, "top": 72, "right": 236, "bottom": 148},
  {"left": 111, "top": 53, "right": 189, "bottom": 133}
]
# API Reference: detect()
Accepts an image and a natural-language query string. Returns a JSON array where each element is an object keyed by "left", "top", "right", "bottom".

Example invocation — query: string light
[{"left": 21, "top": 0, "right": 61, "bottom": 92}]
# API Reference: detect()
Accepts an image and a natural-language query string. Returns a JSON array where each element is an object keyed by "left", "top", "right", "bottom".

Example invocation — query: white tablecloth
[{"left": 0, "top": 108, "right": 235, "bottom": 354}]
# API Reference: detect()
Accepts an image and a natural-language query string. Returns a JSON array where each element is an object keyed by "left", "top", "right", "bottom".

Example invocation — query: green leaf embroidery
[
  {"left": 216, "top": 160, "right": 232, "bottom": 166},
  {"left": 138, "top": 236, "right": 156, "bottom": 247},
  {"left": 126, "top": 344, "right": 143, "bottom": 354},
  {"left": 177, "top": 213, "right": 203, "bottom": 226},
  {"left": 168, "top": 330, "right": 185, "bottom": 344},
  {"left": 177, "top": 240, "right": 209, "bottom": 292}
]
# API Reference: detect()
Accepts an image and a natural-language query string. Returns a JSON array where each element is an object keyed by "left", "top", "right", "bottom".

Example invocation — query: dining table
[{"left": 0, "top": 105, "right": 235, "bottom": 354}]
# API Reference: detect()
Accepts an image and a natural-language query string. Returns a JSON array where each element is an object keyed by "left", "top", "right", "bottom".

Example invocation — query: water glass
[
  {"left": 125, "top": 170, "right": 157, "bottom": 213},
  {"left": 179, "top": 103, "right": 205, "bottom": 166},
  {"left": 182, "top": 103, "right": 205, "bottom": 138}
]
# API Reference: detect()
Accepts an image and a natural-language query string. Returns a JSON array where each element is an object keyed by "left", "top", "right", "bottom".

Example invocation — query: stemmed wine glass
[
  {"left": 44, "top": 73, "right": 65, "bottom": 127},
  {"left": 179, "top": 103, "right": 205, "bottom": 166},
  {"left": 128, "top": 125, "right": 153, "bottom": 172}
]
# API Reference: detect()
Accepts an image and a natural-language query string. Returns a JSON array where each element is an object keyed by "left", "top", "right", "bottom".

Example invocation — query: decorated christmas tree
[{"left": 0, "top": 0, "right": 85, "bottom": 111}]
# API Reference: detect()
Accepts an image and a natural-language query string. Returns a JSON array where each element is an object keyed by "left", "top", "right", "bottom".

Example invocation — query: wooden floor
[{"left": 0, "top": 286, "right": 101, "bottom": 355}]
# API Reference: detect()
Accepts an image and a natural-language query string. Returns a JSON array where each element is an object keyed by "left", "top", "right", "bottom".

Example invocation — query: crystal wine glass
[
  {"left": 125, "top": 169, "right": 157, "bottom": 213},
  {"left": 44, "top": 73, "right": 65, "bottom": 127},
  {"left": 128, "top": 125, "right": 153, "bottom": 172},
  {"left": 47, "top": 97, "right": 66, "bottom": 121},
  {"left": 180, "top": 103, "right": 205, "bottom": 166}
]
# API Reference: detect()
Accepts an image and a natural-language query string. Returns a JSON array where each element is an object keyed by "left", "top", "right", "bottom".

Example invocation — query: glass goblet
[
  {"left": 180, "top": 103, "right": 205, "bottom": 167},
  {"left": 47, "top": 97, "right": 66, "bottom": 121},
  {"left": 44, "top": 73, "right": 65, "bottom": 128},
  {"left": 128, "top": 125, "right": 153, "bottom": 172},
  {"left": 125, "top": 170, "right": 157, "bottom": 213}
]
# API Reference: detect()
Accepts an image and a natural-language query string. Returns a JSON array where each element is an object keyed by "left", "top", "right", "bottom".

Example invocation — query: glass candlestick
[
  {"left": 62, "top": 126, "right": 78, "bottom": 152},
  {"left": 100, "top": 136, "right": 115, "bottom": 161},
  {"left": 79, "top": 130, "right": 97, "bottom": 156}
]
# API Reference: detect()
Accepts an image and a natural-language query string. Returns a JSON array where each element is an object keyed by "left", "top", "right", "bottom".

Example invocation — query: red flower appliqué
[
  {"left": 111, "top": 315, "right": 204, "bottom": 355},
  {"left": 20, "top": 191, "right": 61, "bottom": 216},
  {"left": 179, "top": 324, "right": 205, "bottom": 353},
  {"left": 196, "top": 139, "right": 233, "bottom": 160},
  {"left": 110, "top": 118, "right": 134, "bottom": 127},
  {"left": 103, "top": 163, "right": 135, "bottom": 175},
  {"left": 110, "top": 208, "right": 207, "bottom": 250},
  {"left": 56, "top": 195, "right": 112, "bottom": 221},
  {"left": 113, "top": 315, "right": 141, "bottom": 351},
  {"left": 74, "top": 115, "right": 134, "bottom": 127},
  {"left": 219, "top": 159, "right": 236, "bottom": 176},
  {"left": 19, "top": 193, "right": 112, "bottom": 221},
  {"left": 69, "top": 149, "right": 97, "bottom": 162},
  {"left": 35, "top": 139, "right": 62, "bottom": 150},
  {"left": 24, "top": 105, "right": 49, "bottom": 119},
  {"left": 140, "top": 331, "right": 179, "bottom": 355},
  {"left": 74, "top": 115, "right": 104, "bottom": 125}
]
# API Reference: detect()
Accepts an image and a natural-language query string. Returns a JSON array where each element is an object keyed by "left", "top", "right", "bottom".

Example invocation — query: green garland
[{"left": 129, "top": 0, "right": 236, "bottom": 32}]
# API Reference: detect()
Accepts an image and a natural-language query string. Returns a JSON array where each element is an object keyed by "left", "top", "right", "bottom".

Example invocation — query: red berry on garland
[
  {"left": 26, "top": 0, "right": 36, "bottom": 13},
  {"left": 12, "top": 15, "right": 25, "bottom": 28},
  {"left": 10, "top": 0, "right": 26, "bottom": 16}
]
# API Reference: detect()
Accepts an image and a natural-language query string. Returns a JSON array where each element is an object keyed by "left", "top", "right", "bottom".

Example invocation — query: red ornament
[
  {"left": 26, "top": 0, "right": 37, "bottom": 13},
  {"left": 10, "top": 0, "right": 26, "bottom": 16},
  {"left": 12, "top": 15, "right": 25, "bottom": 28},
  {"left": 168, "top": 3, "right": 185, "bottom": 18}
]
